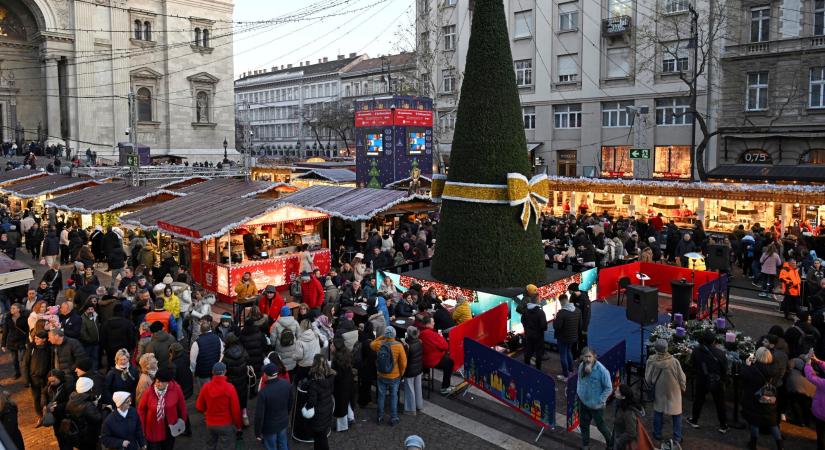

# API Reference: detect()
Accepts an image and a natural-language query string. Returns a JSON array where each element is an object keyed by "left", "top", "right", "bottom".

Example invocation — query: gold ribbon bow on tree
[{"left": 430, "top": 173, "right": 550, "bottom": 230}]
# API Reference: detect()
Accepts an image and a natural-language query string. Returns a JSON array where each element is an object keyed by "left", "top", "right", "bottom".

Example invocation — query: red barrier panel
[
  {"left": 598, "top": 262, "right": 719, "bottom": 300},
  {"left": 448, "top": 303, "right": 508, "bottom": 371},
  {"left": 597, "top": 262, "right": 641, "bottom": 299}
]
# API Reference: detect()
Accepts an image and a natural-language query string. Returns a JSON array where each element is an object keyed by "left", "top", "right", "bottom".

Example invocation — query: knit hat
[
  {"left": 525, "top": 284, "right": 538, "bottom": 296},
  {"left": 112, "top": 391, "right": 131, "bottom": 408},
  {"left": 280, "top": 306, "right": 291, "bottom": 316},
  {"left": 654, "top": 339, "right": 669, "bottom": 354},
  {"left": 265, "top": 285, "right": 277, "bottom": 294},
  {"left": 405, "top": 435, "right": 425, "bottom": 449},
  {"left": 263, "top": 364, "right": 278, "bottom": 377},
  {"left": 76, "top": 377, "right": 94, "bottom": 394},
  {"left": 344, "top": 311, "right": 354, "bottom": 320},
  {"left": 648, "top": 237, "right": 656, "bottom": 243},
  {"left": 384, "top": 326, "right": 396, "bottom": 339},
  {"left": 149, "top": 321, "right": 164, "bottom": 333},
  {"left": 76, "top": 358, "right": 93, "bottom": 373},
  {"left": 213, "top": 361, "right": 227, "bottom": 375},
  {"left": 156, "top": 368, "right": 175, "bottom": 382}
]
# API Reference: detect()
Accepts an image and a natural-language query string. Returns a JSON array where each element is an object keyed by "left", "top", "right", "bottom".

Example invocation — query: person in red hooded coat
[
  {"left": 257, "top": 285, "right": 285, "bottom": 322},
  {"left": 300, "top": 272, "right": 324, "bottom": 311}
]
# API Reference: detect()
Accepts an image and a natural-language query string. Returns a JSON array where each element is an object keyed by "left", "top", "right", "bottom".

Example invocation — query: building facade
[
  {"left": 714, "top": 0, "right": 825, "bottom": 184},
  {"left": 0, "top": 0, "right": 235, "bottom": 161},
  {"left": 234, "top": 54, "right": 363, "bottom": 158},
  {"left": 416, "top": 0, "right": 719, "bottom": 179},
  {"left": 340, "top": 52, "right": 418, "bottom": 99}
]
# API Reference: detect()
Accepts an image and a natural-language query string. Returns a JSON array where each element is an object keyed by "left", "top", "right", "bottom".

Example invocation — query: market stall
[
  {"left": 546, "top": 176, "right": 825, "bottom": 234},
  {"left": 120, "top": 193, "right": 331, "bottom": 301},
  {"left": 0, "top": 174, "right": 103, "bottom": 216},
  {"left": 173, "top": 177, "right": 296, "bottom": 199},
  {"left": 292, "top": 168, "right": 357, "bottom": 188}
]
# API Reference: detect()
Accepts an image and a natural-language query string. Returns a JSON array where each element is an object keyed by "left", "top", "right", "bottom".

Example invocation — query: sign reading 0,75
[{"left": 629, "top": 148, "right": 650, "bottom": 159}]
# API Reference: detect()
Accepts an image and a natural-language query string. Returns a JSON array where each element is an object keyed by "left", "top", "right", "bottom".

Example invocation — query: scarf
[
  {"left": 154, "top": 386, "right": 167, "bottom": 422},
  {"left": 117, "top": 362, "right": 134, "bottom": 381}
]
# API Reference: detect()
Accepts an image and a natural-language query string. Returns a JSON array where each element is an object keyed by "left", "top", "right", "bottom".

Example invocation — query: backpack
[
  {"left": 279, "top": 328, "right": 295, "bottom": 347},
  {"left": 59, "top": 416, "right": 85, "bottom": 445},
  {"left": 376, "top": 340, "right": 398, "bottom": 374},
  {"left": 515, "top": 296, "right": 528, "bottom": 315},
  {"left": 755, "top": 373, "right": 778, "bottom": 405}
]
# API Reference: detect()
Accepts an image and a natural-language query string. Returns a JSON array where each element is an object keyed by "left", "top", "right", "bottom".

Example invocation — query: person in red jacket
[
  {"left": 419, "top": 316, "right": 455, "bottom": 394},
  {"left": 137, "top": 368, "right": 188, "bottom": 448},
  {"left": 196, "top": 361, "right": 242, "bottom": 449},
  {"left": 257, "top": 285, "right": 285, "bottom": 321},
  {"left": 300, "top": 271, "right": 324, "bottom": 312}
]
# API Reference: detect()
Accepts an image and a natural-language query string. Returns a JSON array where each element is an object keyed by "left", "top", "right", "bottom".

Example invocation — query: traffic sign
[
  {"left": 629, "top": 148, "right": 650, "bottom": 159},
  {"left": 127, "top": 154, "right": 139, "bottom": 167}
]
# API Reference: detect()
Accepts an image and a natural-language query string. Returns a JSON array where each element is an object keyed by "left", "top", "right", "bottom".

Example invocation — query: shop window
[
  {"left": 800, "top": 149, "right": 825, "bottom": 164},
  {"left": 653, "top": 145, "right": 692, "bottom": 179},
  {"left": 739, "top": 148, "right": 772, "bottom": 164},
  {"left": 600, "top": 145, "right": 633, "bottom": 178}
]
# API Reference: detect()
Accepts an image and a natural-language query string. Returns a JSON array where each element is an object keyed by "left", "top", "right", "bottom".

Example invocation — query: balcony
[{"left": 723, "top": 36, "right": 825, "bottom": 59}]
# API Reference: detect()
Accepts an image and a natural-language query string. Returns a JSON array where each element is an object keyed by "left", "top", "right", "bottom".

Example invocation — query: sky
[{"left": 232, "top": 0, "right": 413, "bottom": 79}]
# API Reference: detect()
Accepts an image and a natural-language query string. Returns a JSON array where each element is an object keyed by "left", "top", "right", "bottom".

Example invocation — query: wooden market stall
[
  {"left": 0, "top": 174, "right": 103, "bottom": 216},
  {"left": 119, "top": 193, "right": 331, "bottom": 302},
  {"left": 172, "top": 177, "right": 297, "bottom": 199},
  {"left": 291, "top": 168, "right": 356, "bottom": 189},
  {"left": 546, "top": 176, "right": 825, "bottom": 234}
]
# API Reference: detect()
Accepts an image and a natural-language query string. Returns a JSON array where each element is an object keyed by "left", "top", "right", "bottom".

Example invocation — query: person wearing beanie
[
  {"left": 254, "top": 362, "right": 293, "bottom": 448},
  {"left": 370, "top": 324, "right": 407, "bottom": 425},
  {"left": 64, "top": 375, "right": 103, "bottom": 450},
  {"left": 138, "top": 368, "right": 188, "bottom": 448},
  {"left": 645, "top": 338, "right": 686, "bottom": 443},
  {"left": 215, "top": 312, "right": 237, "bottom": 342},
  {"left": 74, "top": 357, "right": 104, "bottom": 400},
  {"left": 101, "top": 391, "right": 146, "bottom": 450},
  {"left": 143, "top": 297, "right": 178, "bottom": 336},
  {"left": 271, "top": 308, "right": 299, "bottom": 374},
  {"left": 300, "top": 269, "right": 325, "bottom": 312},
  {"left": 190, "top": 315, "right": 225, "bottom": 385},
  {"left": 405, "top": 434, "right": 425, "bottom": 450},
  {"left": 103, "top": 348, "right": 139, "bottom": 407},
  {"left": 258, "top": 285, "right": 285, "bottom": 322},
  {"left": 144, "top": 320, "right": 176, "bottom": 372},
  {"left": 100, "top": 303, "right": 137, "bottom": 369},
  {"left": 23, "top": 328, "right": 52, "bottom": 414},
  {"left": 196, "top": 361, "right": 243, "bottom": 448}
]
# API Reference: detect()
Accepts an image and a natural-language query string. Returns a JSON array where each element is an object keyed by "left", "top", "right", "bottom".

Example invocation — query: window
[
  {"left": 137, "top": 87, "right": 152, "bottom": 122},
  {"left": 559, "top": 2, "right": 579, "bottom": 31},
  {"left": 653, "top": 146, "right": 692, "bottom": 179},
  {"left": 523, "top": 106, "right": 536, "bottom": 129},
  {"left": 442, "top": 69, "right": 456, "bottom": 92},
  {"left": 816, "top": 0, "right": 825, "bottom": 36},
  {"left": 663, "top": 0, "right": 689, "bottom": 14},
  {"left": 602, "top": 101, "right": 633, "bottom": 127},
  {"left": 421, "top": 72, "right": 430, "bottom": 96},
  {"left": 746, "top": 71, "right": 769, "bottom": 111},
  {"left": 143, "top": 21, "right": 151, "bottom": 41},
  {"left": 750, "top": 7, "right": 770, "bottom": 43},
  {"left": 443, "top": 25, "right": 456, "bottom": 50},
  {"left": 445, "top": 0, "right": 457, "bottom": 6},
  {"left": 514, "top": 10, "right": 533, "bottom": 38},
  {"left": 606, "top": 48, "right": 631, "bottom": 78},
  {"left": 600, "top": 146, "right": 633, "bottom": 177},
  {"left": 194, "top": 28, "right": 201, "bottom": 46},
  {"left": 655, "top": 97, "right": 692, "bottom": 125},
  {"left": 134, "top": 20, "right": 142, "bottom": 40},
  {"left": 811, "top": 67, "right": 825, "bottom": 108},
  {"left": 202, "top": 29, "right": 210, "bottom": 47},
  {"left": 608, "top": 0, "right": 632, "bottom": 17},
  {"left": 554, "top": 104, "right": 582, "bottom": 128},
  {"left": 514, "top": 59, "right": 533, "bottom": 86},
  {"left": 662, "top": 42, "right": 689, "bottom": 73},
  {"left": 558, "top": 54, "right": 578, "bottom": 83},
  {"left": 438, "top": 111, "right": 456, "bottom": 131},
  {"left": 800, "top": 149, "right": 825, "bottom": 164}
]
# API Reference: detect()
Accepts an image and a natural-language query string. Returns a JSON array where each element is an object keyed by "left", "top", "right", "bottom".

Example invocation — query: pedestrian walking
[
  {"left": 576, "top": 347, "right": 613, "bottom": 449},
  {"left": 687, "top": 330, "right": 729, "bottom": 433},
  {"left": 254, "top": 363, "right": 293, "bottom": 450},
  {"left": 303, "top": 354, "right": 335, "bottom": 450},
  {"left": 371, "top": 326, "right": 406, "bottom": 425},
  {"left": 100, "top": 392, "right": 146, "bottom": 450},
  {"left": 23, "top": 330, "right": 52, "bottom": 414},
  {"left": 63, "top": 376, "right": 103, "bottom": 450},
  {"left": 402, "top": 326, "right": 424, "bottom": 415},
  {"left": 196, "top": 362, "right": 243, "bottom": 450},
  {"left": 553, "top": 293, "right": 580, "bottom": 380},
  {"left": 137, "top": 368, "right": 187, "bottom": 450},
  {"left": 521, "top": 291, "right": 547, "bottom": 371},
  {"left": 645, "top": 339, "right": 687, "bottom": 444},
  {"left": 331, "top": 336, "right": 355, "bottom": 431}
]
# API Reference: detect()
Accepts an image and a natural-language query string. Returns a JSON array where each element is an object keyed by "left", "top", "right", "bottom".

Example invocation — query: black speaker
[
  {"left": 625, "top": 285, "right": 659, "bottom": 325},
  {"left": 671, "top": 280, "right": 694, "bottom": 318},
  {"left": 706, "top": 244, "right": 730, "bottom": 271}
]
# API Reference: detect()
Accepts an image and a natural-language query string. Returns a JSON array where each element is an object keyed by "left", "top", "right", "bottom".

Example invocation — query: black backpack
[{"left": 279, "top": 328, "right": 295, "bottom": 347}]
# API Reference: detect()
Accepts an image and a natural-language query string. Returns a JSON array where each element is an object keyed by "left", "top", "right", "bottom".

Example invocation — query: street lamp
[{"left": 222, "top": 137, "right": 228, "bottom": 163}]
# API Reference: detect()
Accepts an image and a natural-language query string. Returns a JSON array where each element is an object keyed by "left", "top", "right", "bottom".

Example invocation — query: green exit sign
[
  {"left": 127, "top": 154, "right": 139, "bottom": 167},
  {"left": 629, "top": 148, "right": 650, "bottom": 159}
]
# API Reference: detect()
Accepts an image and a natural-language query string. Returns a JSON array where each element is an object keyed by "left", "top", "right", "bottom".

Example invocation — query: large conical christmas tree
[{"left": 431, "top": 0, "right": 544, "bottom": 289}]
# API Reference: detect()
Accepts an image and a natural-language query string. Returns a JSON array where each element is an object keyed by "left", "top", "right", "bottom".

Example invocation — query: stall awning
[
  {"left": 45, "top": 182, "right": 185, "bottom": 214},
  {"left": 0, "top": 174, "right": 104, "bottom": 198},
  {"left": 547, "top": 175, "right": 825, "bottom": 204},
  {"left": 0, "top": 169, "right": 47, "bottom": 187},
  {"left": 0, "top": 252, "right": 32, "bottom": 290},
  {"left": 293, "top": 169, "right": 356, "bottom": 183},
  {"left": 706, "top": 165, "right": 825, "bottom": 183},
  {"left": 176, "top": 178, "right": 294, "bottom": 198},
  {"left": 279, "top": 185, "right": 435, "bottom": 221}
]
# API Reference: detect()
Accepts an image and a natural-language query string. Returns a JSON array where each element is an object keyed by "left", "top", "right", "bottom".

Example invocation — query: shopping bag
[{"left": 629, "top": 416, "right": 656, "bottom": 450}]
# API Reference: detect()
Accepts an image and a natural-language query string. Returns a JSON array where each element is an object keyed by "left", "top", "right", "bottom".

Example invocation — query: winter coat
[
  {"left": 741, "top": 362, "right": 780, "bottom": 427},
  {"left": 576, "top": 361, "right": 612, "bottom": 410},
  {"left": 305, "top": 374, "right": 335, "bottom": 432},
  {"left": 53, "top": 336, "right": 87, "bottom": 377},
  {"left": 23, "top": 341, "right": 52, "bottom": 386},
  {"left": 100, "top": 407, "right": 146, "bottom": 450},
  {"left": 144, "top": 331, "right": 175, "bottom": 372},
  {"left": 295, "top": 328, "right": 321, "bottom": 368},
  {"left": 452, "top": 301, "right": 472, "bottom": 324},
  {"left": 59, "top": 310, "right": 82, "bottom": 340},
  {"left": 172, "top": 351, "right": 193, "bottom": 399},
  {"left": 189, "top": 295, "right": 215, "bottom": 339},
  {"left": 222, "top": 338, "right": 250, "bottom": 406},
  {"left": 613, "top": 405, "right": 643, "bottom": 450},
  {"left": 137, "top": 381, "right": 188, "bottom": 443},
  {"left": 787, "top": 358, "right": 816, "bottom": 397},
  {"left": 42, "top": 232, "right": 60, "bottom": 256},
  {"left": 79, "top": 312, "right": 99, "bottom": 345},
  {"left": 403, "top": 336, "right": 424, "bottom": 377},
  {"left": 196, "top": 375, "right": 242, "bottom": 429},
  {"left": 90, "top": 231, "right": 105, "bottom": 260},
  {"left": 100, "top": 316, "right": 136, "bottom": 357},
  {"left": 760, "top": 252, "right": 783, "bottom": 276},
  {"left": 370, "top": 336, "right": 407, "bottom": 379},
  {"left": 644, "top": 352, "right": 686, "bottom": 415},
  {"left": 519, "top": 303, "right": 547, "bottom": 342},
  {"left": 170, "top": 282, "right": 192, "bottom": 315},
  {"left": 420, "top": 327, "right": 449, "bottom": 368},
  {"left": 2, "top": 312, "right": 29, "bottom": 351},
  {"left": 301, "top": 276, "right": 325, "bottom": 310},
  {"left": 254, "top": 377, "right": 293, "bottom": 437},
  {"left": 433, "top": 306, "right": 455, "bottom": 331},
  {"left": 689, "top": 344, "right": 728, "bottom": 389},
  {"left": 553, "top": 304, "right": 580, "bottom": 345},
  {"left": 805, "top": 359, "right": 825, "bottom": 422},
  {"left": 0, "top": 402, "right": 23, "bottom": 450},
  {"left": 368, "top": 312, "right": 387, "bottom": 338},
  {"left": 103, "top": 366, "right": 139, "bottom": 406},
  {"left": 271, "top": 315, "right": 299, "bottom": 345},
  {"left": 239, "top": 325, "right": 267, "bottom": 373},
  {"left": 108, "top": 246, "right": 126, "bottom": 270},
  {"left": 64, "top": 391, "right": 103, "bottom": 448}
]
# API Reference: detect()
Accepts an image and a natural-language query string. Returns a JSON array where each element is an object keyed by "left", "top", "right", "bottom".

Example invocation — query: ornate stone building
[{"left": 0, "top": 0, "right": 235, "bottom": 161}]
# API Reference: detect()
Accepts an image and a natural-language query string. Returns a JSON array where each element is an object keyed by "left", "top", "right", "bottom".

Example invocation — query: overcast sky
[{"left": 232, "top": 0, "right": 412, "bottom": 78}]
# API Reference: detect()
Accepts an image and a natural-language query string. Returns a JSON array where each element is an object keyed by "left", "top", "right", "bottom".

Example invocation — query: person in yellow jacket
[
  {"left": 370, "top": 327, "right": 407, "bottom": 425},
  {"left": 234, "top": 271, "right": 257, "bottom": 300},
  {"left": 779, "top": 258, "right": 802, "bottom": 320},
  {"left": 451, "top": 295, "right": 472, "bottom": 324}
]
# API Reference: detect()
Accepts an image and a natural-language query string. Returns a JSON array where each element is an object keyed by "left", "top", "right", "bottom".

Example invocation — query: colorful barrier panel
[
  {"left": 566, "top": 340, "right": 626, "bottom": 431},
  {"left": 597, "top": 262, "right": 718, "bottom": 300},
  {"left": 448, "top": 303, "right": 508, "bottom": 371}
]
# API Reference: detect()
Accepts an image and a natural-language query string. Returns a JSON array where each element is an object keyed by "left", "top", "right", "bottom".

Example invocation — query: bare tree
[{"left": 301, "top": 101, "right": 355, "bottom": 153}]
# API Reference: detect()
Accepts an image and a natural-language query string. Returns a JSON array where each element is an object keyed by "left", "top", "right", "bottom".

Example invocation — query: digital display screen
[
  {"left": 408, "top": 132, "right": 426, "bottom": 155},
  {"left": 366, "top": 133, "right": 383, "bottom": 156}
]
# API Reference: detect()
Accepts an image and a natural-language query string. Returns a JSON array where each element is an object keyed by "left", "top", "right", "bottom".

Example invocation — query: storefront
[
  {"left": 120, "top": 193, "right": 331, "bottom": 301},
  {"left": 547, "top": 176, "right": 825, "bottom": 234}
]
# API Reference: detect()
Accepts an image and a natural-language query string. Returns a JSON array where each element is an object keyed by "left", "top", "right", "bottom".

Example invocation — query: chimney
[
  {"left": 337, "top": 54, "right": 344, "bottom": 60},
  {"left": 318, "top": 58, "right": 322, "bottom": 64},
  {"left": 305, "top": 60, "right": 310, "bottom": 66},
  {"left": 299, "top": 62, "right": 303, "bottom": 67},
  {"left": 323, "top": 57, "right": 328, "bottom": 63},
  {"left": 280, "top": 65, "right": 284, "bottom": 70},
  {"left": 349, "top": 52, "right": 356, "bottom": 57},
  {"left": 271, "top": 67, "right": 276, "bottom": 72},
  {"left": 287, "top": 64, "right": 292, "bottom": 68}
]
